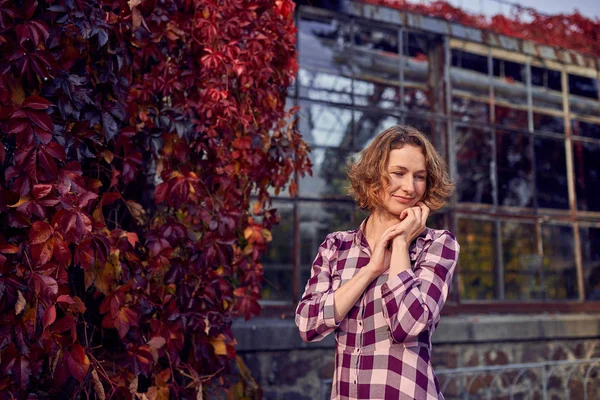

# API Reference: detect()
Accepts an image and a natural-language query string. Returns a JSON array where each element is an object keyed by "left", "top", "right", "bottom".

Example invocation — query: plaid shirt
[{"left": 295, "top": 220, "right": 459, "bottom": 399}]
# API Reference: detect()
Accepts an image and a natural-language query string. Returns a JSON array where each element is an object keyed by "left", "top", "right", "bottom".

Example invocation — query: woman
[{"left": 295, "top": 125, "right": 459, "bottom": 399}]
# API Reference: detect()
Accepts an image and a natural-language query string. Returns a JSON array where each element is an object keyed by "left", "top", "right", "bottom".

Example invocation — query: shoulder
[
  {"left": 423, "top": 228, "right": 460, "bottom": 258},
  {"left": 321, "top": 228, "right": 359, "bottom": 253}
]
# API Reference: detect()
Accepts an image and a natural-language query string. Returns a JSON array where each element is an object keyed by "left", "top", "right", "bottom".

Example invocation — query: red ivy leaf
[
  {"left": 67, "top": 344, "right": 90, "bottom": 383},
  {"left": 32, "top": 184, "right": 53, "bottom": 200},
  {"left": 42, "top": 304, "right": 56, "bottom": 331},
  {"left": 12, "top": 356, "right": 30, "bottom": 389},
  {"left": 29, "top": 221, "right": 53, "bottom": 245}
]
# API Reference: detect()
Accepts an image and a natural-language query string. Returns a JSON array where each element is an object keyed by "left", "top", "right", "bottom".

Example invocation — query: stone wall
[{"left": 232, "top": 314, "right": 600, "bottom": 400}]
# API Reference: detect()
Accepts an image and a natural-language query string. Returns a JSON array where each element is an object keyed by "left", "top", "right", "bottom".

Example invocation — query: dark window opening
[
  {"left": 568, "top": 74, "right": 599, "bottom": 99},
  {"left": 493, "top": 58, "right": 523, "bottom": 82},
  {"left": 572, "top": 120, "right": 600, "bottom": 140},
  {"left": 531, "top": 66, "right": 562, "bottom": 91},
  {"left": 451, "top": 49, "right": 488, "bottom": 75}
]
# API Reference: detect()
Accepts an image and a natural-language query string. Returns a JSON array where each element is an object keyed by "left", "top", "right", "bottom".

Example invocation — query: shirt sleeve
[
  {"left": 295, "top": 233, "right": 341, "bottom": 343},
  {"left": 380, "top": 230, "right": 459, "bottom": 343}
]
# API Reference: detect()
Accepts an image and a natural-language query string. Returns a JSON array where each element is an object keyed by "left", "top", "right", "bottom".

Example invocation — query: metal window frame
[{"left": 259, "top": 6, "right": 600, "bottom": 313}]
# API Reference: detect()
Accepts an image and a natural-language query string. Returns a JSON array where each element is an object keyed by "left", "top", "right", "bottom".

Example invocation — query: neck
[{"left": 365, "top": 209, "right": 399, "bottom": 240}]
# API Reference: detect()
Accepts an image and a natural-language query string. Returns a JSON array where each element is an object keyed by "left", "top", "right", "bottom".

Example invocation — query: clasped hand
[{"left": 365, "top": 202, "right": 430, "bottom": 278}]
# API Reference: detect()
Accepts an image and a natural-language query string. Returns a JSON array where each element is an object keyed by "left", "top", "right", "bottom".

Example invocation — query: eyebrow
[{"left": 389, "top": 165, "right": 427, "bottom": 174}]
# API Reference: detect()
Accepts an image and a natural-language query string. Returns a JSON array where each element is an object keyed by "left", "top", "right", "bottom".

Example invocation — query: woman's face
[{"left": 379, "top": 145, "right": 427, "bottom": 217}]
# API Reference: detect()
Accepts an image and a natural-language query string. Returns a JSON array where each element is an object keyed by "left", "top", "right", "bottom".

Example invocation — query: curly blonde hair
[{"left": 347, "top": 125, "right": 454, "bottom": 212}]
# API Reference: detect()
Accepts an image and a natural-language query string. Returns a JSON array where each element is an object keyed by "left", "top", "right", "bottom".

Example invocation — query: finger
[
  {"left": 404, "top": 207, "right": 416, "bottom": 223},
  {"left": 420, "top": 204, "right": 430, "bottom": 226},
  {"left": 400, "top": 209, "right": 408, "bottom": 220},
  {"left": 412, "top": 206, "right": 421, "bottom": 222}
]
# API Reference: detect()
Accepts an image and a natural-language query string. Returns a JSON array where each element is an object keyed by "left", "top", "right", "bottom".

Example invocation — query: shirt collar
[{"left": 354, "top": 217, "right": 433, "bottom": 261}]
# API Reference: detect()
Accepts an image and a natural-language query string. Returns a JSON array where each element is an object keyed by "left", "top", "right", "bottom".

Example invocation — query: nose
[{"left": 400, "top": 175, "right": 415, "bottom": 195}]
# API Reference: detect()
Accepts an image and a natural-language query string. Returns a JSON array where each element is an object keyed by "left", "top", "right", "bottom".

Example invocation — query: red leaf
[
  {"left": 22, "top": 96, "right": 51, "bottom": 110},
  {"left": 154, "top": 182, "right": 168, "bottom": 204},
  {"left": 101, "top": 191, "right": 121, "bottom": 205},
  {"left": 42, "top": 304, "right": 56, "bottom": 331},
  {"left": 31, "top": 238, "right": 54, "bottom": 265},
  {"left": 53, "top": 236, "right": 71, "bottom": 265},
  {"left": 57, "top": 295, "right": 74, "bottom": 304},
  {"left": 126, "top": 232, "right": 138, "bottom": 248},
  {"left": 114, "top": 307, "right": 138, "bottom": 339},
  {"left": 38, "top": 148, "right": 58, "bottom": 180},
  {"left": 44, "top": 142, "right": 66, "bottom": 162},
  {"left": 12, "top": 356, "right": 30, "bottom": 389},
  {"left": 67, "top": 344, "right": 90, "bottom": 383},
  {"left": 26, "top": 110, "right": 53, "bottom": 132},
  {"left": 57, "top": 162, "right": 87, "bottom": 194},
  {"left": 34, "top": 274, "right": 58, "bottom": 299},
  {"left": 52, "top": 314, "right": 75, "bottom": 333},
  {"left": 29, "top": 221, "right": 53, "bottom": 245},
  {"left": 32, "top": 184, "right": 53, "bottom": 200}
]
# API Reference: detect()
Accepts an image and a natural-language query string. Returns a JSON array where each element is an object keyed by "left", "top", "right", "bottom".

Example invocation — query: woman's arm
[
  {"left": 381, "top": 230, "right": 460, "bottom": 343},
  {"left": 295, "top": 233, "right": 342, "bottom": 342}
]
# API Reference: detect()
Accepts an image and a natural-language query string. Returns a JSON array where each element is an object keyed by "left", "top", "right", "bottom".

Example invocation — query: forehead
[{"left": 387, "top": 145, "right": 426, "bottom": 170}]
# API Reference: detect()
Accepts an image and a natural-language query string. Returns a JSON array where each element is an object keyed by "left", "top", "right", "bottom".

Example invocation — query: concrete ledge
[{"left": 232, "top": 314, "right": 600, "bottom": 352}]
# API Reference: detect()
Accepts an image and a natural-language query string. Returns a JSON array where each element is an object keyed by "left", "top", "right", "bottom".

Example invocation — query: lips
[{"left": 393, "top": 195, "right": 413, "bottom": 204}]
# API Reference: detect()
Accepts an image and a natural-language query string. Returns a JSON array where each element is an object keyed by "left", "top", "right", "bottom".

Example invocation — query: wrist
[{"left": 392, "top": 236, "right": 410, "bottom": 249}]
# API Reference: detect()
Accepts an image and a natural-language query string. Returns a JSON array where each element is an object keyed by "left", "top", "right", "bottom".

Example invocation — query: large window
[{"left": 261, "top": 8, "right": 600, "bottom": 310}]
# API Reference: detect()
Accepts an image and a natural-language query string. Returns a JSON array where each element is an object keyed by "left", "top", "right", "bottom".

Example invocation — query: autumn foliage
[
  {"left": 0, "top": 0, "right": 308, "bottom": 398},
  {"left": 364, "top": 0, "right": 600, "bottom": 58}
]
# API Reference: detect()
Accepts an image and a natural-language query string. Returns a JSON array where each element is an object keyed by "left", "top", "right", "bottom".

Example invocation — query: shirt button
[{"left": 358, "top": 322, "right": 362, "bottom": 326}]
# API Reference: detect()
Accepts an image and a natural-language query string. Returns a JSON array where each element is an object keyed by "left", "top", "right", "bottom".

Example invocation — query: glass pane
[
  {"left": 261, "top": 202, "right": 294, "bottom": 301},
  {"left": 533, "top": 112, "right": 564, "bottom": 134},
  {"left": 531, "top": 67, "right": 563, "bottom": 111},
  {"left": 297, "top": 101, "right": 353, "bottom": 147},
  {"left": 298, "top": 15, "right": 352, "bottom": 75},
  {"left": 452, "top": 96, "right": 489, "bottom": 124},
  {"left": 572, "top": 119, "right": 600, "bottom": 140},
  {"left": 451, "top": 49, "right": 488, "bottom": 75},
  {"left": 298, "top": 68, "right": 352, "bottom": 105},
  {"left": 352, "top": 23, "right": 401, "bottom": 111},
  {"left": 495, "top": 104, "right": 528, "bottom": 131},
  {"left": 502, "top": 222, "right": 540, "bottom": 300},
  {"left": 455, "top": 126, "right": 494, "bottom": 204},
  {"left": 298, "top": 15, "right": 353, "bottom": 104},
  {"left": 404, "top": 116, "right": 442, "bottom": 157},
  {"left": 353, "top": 112, "right": 400, "bottom": 150},
  {"left": 581, "top": 227, "right": 600, "bottom": 301},
  {"left": 496, "top": 131, "right": 534, "bottom": 207},
  {"left": 299, "top": 202, "right": 368, "bottom": 290},
  {"left": 535, "top": 138, "right": 569, "bottom": 209},
  {"left": 568, "top": 74, "right": 599, "bottom": 100},
  {"left": 427, "top": 212, "right": 446, "bottom": 230},
  {"left": 404, "top": 87, "right": 431, "bottom": 113},
  {"left": 404, "top": 116, "right": 436, "bottom": 140},
  {"left": 573, "top": 141, "right": 600, "bottom": 212},
  {"left": 353, "top": 78, "right": 400, "bottom": 110},
  {"left": 457, "top": 218, "right": 497, "bottom": 300},
  {"left": 299, "top": 147, "right": 354, "bottom": 199},
  {"left": 403, "top": 32, "right": 432, "bottom": 113},
  {"left": 542, "top": 225, "right": 578, "bottom": 300},
  {"left": 493, "top": 58, "right": 524, "bottom": 82}
]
